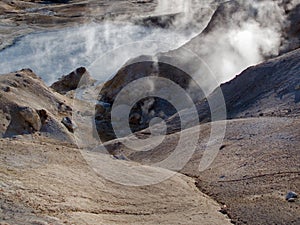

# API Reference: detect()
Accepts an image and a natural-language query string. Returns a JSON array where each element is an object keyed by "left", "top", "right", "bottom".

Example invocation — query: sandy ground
[{"left": 0, "top": 137, "right": 232, "bottom": 225}]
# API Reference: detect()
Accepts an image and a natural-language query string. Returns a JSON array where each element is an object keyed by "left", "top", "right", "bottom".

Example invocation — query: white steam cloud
[
  {"left": 0, "top": 0, "right": 299, "bottom": 90},
  {"left": 0, "top": 23, "right": 194, "bottom": 84},
  {"left": 177, "top": 0, "right": 293, "bottom": 92},
  {"left": 155, "top": 0, "right": 217, "bottom": 35}
]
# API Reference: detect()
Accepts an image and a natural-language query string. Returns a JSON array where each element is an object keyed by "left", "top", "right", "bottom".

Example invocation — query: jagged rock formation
[
  {"left": 50, "top": 67, "right": 95, "bottom": 95},
  {"left": 95, "top": 56, "right": 203, "bottom": 141},
  {"left": 0, "top": 69, "right": 75, "bottom": 141}
]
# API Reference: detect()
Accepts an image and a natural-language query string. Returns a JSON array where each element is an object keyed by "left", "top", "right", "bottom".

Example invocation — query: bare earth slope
[
  {"left": 119, "top": 117, "right": 300, "bottom": 225},
  {"left": 0, "top": 70, "right": 231, "bottom": 225},
  {"left": 0, "top": 1, "right": 299, "bottom": 225},
  {"left": 0, "top": 138, "right": 232, "bottom": 225}
]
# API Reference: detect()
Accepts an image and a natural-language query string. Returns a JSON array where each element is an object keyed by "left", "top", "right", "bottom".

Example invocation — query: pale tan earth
[
  {"left": 0, "top": 138, "right": 232, "bottom": 225},
  {"left": 0, "top": 69, "right": 233, "bottom": 224},
  {"left": 115, "top": 118, "right": 300, "bottom": 224}
]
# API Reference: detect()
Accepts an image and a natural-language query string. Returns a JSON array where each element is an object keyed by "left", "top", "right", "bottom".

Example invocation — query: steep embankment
[{"left": 165, "top": 47, "right": 300, "bottom": 133}]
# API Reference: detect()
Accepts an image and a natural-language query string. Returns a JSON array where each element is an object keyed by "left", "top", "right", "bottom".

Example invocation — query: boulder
[
  {"left": 18, "top": 106, "right": 42, "bottom": 131},
  {"left": 51, "top": 67, "right": 95, "bottom": 95},
  {"left": 61, "top": 117, "right": 77, "bottom": 133},
  {"left": 285, "top": 191, "right": 298, "bottom": 201}
]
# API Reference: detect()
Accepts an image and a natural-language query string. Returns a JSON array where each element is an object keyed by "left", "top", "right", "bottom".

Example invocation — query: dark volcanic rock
[
  {"left": 134, "top": 13, "right": 181, "bottom": 28},
  {"left": 286, "top": 191, "right": 298, "bottom": 201},
  {"left": 165, "top": 48, "right": 300, "bottom": 133},
  {"left": 219, "top": 48, "right": 300, "bottom": 119},
  {"left": 61, "top": 116, "right": 77, "bottom": 133},
  {"left": 51, "top": 67, "right": 95, "bottom": 95},
  {"left": 95, "top": 56, "right": 203, "bottom": 141},
  {"left": 0, "top": 69, "right": 74, "bottom": 141}
]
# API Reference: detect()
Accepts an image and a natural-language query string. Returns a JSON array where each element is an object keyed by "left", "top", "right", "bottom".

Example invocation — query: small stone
[
  {"left": 285, "top": 191, "right": 298, "bottom": 201},
  {"left": 113, "top": 154, "right": 128, "bottom": 161},
  {"left": 219, "top": 204, "right": 228, "bottom": 214},
  {"left": 4, "top": 87, "right": 10, "bottom": 92},
  {"left": 287, "top": 198, "right": 296, "bottom": 202},
  {"left": 61, "top": 117, "right": 77, "bottom": 133}
]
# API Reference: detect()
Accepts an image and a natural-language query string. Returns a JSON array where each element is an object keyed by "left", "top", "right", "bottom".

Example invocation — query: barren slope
[
  {"left": 101, "top": 45, "right": 300, "bottom": 224},
  {"left": 106, "top": 117, "right": 300, "bottom": 225},
  {"left": 0, "top": 138, "right": 233, "bottom": 225},
  {"left": 0, "top": 70, "right": 232, "bottom": 224}
]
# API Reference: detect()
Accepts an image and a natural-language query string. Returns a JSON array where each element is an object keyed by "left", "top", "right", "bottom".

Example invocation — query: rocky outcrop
[
  {"left": 95, "top": 56, "right": 203, "bottom": 141},
  {"left": 0, "top": 69, "right": 75, "bottom": 141},
  {"left": 61, "top": 116, "right": 77, "bottom": 133},
  {"left": 50, "top": 67, "right": 95, "bottom": 95},
  {"left": 18, "top": 106, "right": 42, "bottom": 131}
]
